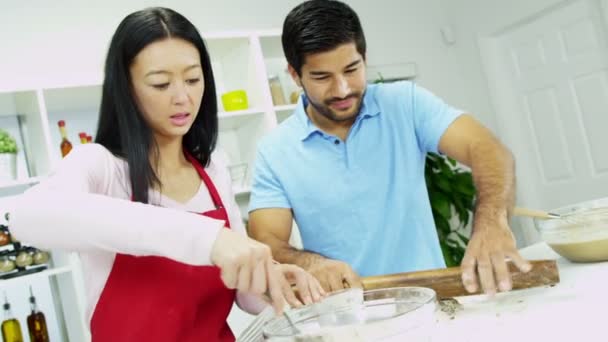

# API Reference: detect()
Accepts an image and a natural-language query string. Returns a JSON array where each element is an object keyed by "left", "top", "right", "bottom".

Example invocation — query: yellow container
[{"left": 221, "top": 90, "right": 249, "bottom": 111}]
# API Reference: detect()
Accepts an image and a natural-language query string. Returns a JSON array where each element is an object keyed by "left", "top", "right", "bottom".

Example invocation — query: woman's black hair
[{"left": 95, "top": 7, "right": 218, "bottom": 203}]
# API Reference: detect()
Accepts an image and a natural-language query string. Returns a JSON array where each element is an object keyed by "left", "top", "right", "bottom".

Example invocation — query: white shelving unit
[
  {"left": 275, "top": 104, "right": 298, "bottom": 123},
  {"left": 0, "top": 29, "right": 298, "bottom": 340}
]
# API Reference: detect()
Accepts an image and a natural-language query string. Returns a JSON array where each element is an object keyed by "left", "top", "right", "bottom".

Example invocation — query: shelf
[
  {"left": 0, "top": 175, "right": 43, "bottom": 190},
  {"left": 43, "top": 84, "right": 102, "bottom": 115},
  {"left": 207, "top": 37, "right": 267, "bottom": 111},
  {"left": 218, "top": 109, "right": 265, "bottom": 131},
  {"left": 259, "top": 36, "right": 300, "bottom": 107},
  {"left": 218, "top": 107, "right": 265, "bottom": 119},
  {"left": 260, "top": 35, "right": 284, "bottom": 60},
  {"left": 233, "top": 185, "right": 251, "bottom": 197},
  {"left": 0, "top": 93, "right": 53, "bottom": 179},
  {"left": 255, "top": 29, "right": 281, "bottom": 38},
  {"left": 276, "top": 111, "right": 294, "bottom": 124},
  {"left": 274, "top": 104, "right": 297, "bottom": 112},
  {"left": 0, "top": 265, "right": 72, "bottom": 288}
]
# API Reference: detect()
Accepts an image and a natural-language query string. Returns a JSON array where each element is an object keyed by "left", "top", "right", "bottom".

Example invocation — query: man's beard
[{"left": 304, "top": 89, "right": 364, "bottom": 123}]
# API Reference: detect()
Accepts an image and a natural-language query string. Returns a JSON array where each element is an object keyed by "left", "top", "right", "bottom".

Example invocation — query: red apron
[{"left": 90, "top": 153, "right": 236, "bottom": 341}]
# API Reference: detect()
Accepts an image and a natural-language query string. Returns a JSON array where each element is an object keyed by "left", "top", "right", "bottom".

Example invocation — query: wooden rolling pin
[{"left": 361, "top": 259, "right": 559, "bottom": 298}]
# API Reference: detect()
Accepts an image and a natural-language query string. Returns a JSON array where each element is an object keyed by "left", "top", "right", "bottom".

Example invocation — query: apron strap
[{"left": 185, "top": 152, "right": 226, "bottom": 210}]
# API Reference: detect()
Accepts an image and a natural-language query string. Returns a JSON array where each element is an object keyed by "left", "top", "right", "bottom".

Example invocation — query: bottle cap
[
  {"left": 58, "top": 120, "right": 65, "bottom": 127},
  {"left": 29, "top": 286, "right": 36, "bottom": 304}
]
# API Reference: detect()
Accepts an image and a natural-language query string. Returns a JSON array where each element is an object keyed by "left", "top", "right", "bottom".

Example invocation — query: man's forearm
[
  {"left": 271, "top": 241, "right": 327, "bottom": 270},
  {"left": 470, "top": 138, "right": 516, "bottom": 223}
]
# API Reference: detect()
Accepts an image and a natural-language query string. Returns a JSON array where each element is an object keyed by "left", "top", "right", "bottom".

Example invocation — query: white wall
[
  {"left": 437, "top": 0, "right": 566, "bottom": 138},
  {"left": 0, "top": 0, "right": 495, "bottom": 125}
]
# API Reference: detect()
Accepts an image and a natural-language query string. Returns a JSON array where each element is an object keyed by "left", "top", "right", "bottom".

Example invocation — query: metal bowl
[
  {"left": 262, "top": 287, "right": 437, "bottom": 341},
  {"left": 535, "top": 197, "right": 608, "bottom": 262}
]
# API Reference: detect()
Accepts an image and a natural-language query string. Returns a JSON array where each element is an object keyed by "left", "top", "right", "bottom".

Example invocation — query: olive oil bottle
[
  {"left": 27, "top": 287, "right": 49, "bottom": 342},
  {"left": 1, "top": 293, "right": 23, "bottom": 342}
]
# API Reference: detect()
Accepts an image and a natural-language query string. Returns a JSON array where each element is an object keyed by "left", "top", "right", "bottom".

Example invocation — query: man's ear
[{"left": 287, "top": 64, "right": 302, "bottom": 88}]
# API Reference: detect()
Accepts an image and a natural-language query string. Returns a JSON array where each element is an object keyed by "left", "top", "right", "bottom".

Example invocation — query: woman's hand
[
  {"left": 210, "top": 228, "right": 285, "bottom": 313},
  {"left": 273, "top": 263, "right": 326, "bottom": 308}
]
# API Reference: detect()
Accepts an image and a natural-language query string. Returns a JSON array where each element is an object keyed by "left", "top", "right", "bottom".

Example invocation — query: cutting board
[{"left": 362, "top": 259, "right": 559, "bottom": 298}]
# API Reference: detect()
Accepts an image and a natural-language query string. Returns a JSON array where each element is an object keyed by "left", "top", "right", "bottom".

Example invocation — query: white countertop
[
  {"left": 234, "top": 242, "right": 608, "bottom": 341},
  {"left": 431, "top": 242, "right": 608, "bottom": 342}
]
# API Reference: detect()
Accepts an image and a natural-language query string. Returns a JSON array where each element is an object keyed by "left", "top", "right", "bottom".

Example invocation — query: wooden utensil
[
  {"left": 361, "top": 259, "right": 559, "bottom": 298},
  {"left": 513, "top": 205, "right": 608, "bottom": 224},
  {"left": 513, "top": 207, "right": 560, "bottom": 220}
]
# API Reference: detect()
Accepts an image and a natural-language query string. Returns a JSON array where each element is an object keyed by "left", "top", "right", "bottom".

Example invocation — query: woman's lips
[{"left": 170, "top": 113, "right": 190, "bottom": 126}]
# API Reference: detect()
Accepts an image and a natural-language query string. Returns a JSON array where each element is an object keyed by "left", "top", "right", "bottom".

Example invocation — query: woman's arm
[{"left": 11, "top": 144, "right": 225, "bottom": 266}]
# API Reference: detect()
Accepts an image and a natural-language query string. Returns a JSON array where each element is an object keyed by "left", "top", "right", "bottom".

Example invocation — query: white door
[{"left": 481, "top": 0, "right": 608, "bottom": 221}]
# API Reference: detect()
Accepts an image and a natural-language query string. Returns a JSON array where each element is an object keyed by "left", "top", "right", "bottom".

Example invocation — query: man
[{"left": 249, "top": 0, "right": 531, "bottom": 295}]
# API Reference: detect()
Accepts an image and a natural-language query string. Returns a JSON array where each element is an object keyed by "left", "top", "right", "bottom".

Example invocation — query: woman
[{"left": 11, "top": 7, "right": 323, "bottom": 341}]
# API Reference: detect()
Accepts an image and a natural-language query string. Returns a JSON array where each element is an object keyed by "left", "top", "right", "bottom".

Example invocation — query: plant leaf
[
  {"left": 434, "top": 216, "right": 451, "bottom": 235},
  {"left": 440, "top": 241, "right": 458, "bottom": 267},
  {"left": 457, "top": 232, "right": 470, "bottom": 245},
  {"left": 430, "top": 192, "right": 451, "bottom": 220}
]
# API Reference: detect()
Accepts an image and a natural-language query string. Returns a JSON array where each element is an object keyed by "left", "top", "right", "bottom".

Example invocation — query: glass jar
[{"left": 269, "top": 75, "right": 287, "bottom": 106}]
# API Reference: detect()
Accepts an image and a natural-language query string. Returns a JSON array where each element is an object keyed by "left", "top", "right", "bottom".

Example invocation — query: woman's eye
[
  {"left": 152, "top": 83, "right": 169, "bottom": 90},
  {"left": 186, "top": 78, "right": 201, "bottom": 85}
]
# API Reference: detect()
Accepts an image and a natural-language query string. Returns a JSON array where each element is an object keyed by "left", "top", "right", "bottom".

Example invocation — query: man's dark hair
[{"left": 282, "top": 0, "right": 366, "bottom": 75}]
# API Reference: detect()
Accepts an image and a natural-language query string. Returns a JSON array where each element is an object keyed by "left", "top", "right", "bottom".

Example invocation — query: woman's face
[{"left": 130, "top": 38, "right": 204, "bottom": 142}]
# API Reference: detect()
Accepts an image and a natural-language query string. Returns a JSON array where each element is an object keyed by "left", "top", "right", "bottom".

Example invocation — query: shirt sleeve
[
  {"left": 10, "top": 144, "right": 224, "bottom": 266},
  {"left": 410, "top": 83, "right": 463, "bottom": 153},
  {"left": 248, "top": 146, "right": 291, "bottom": 212}
]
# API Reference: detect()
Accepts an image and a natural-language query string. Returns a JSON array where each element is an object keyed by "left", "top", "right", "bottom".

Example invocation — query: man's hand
[
  {"left": 461, "top": 206, "right": 532, "bottom": 295},
  {"left": 307, "top": 258, "right": 362, "bottom": 292}
]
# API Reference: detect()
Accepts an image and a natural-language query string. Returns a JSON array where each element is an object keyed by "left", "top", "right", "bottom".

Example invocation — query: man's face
[{"left": 289, "top": 43, "right": 367, "bottom": 124}]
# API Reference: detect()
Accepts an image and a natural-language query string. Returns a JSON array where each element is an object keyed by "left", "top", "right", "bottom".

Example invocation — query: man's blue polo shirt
[{"left": 249, "top": 81, "right": 462, "bottom": 276}]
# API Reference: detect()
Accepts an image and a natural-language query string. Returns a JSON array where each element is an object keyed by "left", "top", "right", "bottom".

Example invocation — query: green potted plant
[
  {"left": 0, "top": 129, "right": 18, "bottom": 181},
  {"left": 425, "top": 153, "right": 475, "bottom": 266}
]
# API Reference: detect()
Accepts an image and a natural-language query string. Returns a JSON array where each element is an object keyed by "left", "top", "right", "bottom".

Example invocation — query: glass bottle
[
  {"left": 57, "top": 120, "right": 72, "bottom": 157},
  {"left": 1, "top": 294, "right": 23, "bottom": 342},
  {"left": 78, "top": 132, "right": 87, "bottom": 144},
  {"left": 27, "top": 287, "right": 49, "bottom": 342}
]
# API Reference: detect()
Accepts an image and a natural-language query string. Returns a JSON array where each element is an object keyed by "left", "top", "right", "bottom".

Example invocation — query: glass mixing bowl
[
  {"left": 262, "top": 287, "right": 437, "bottom": 342},
  {"left": 534, "top": 197, "right": 608, "bottom": 262}
]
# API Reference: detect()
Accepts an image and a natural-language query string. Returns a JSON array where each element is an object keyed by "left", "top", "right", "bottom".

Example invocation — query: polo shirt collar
[{"left": 295, "top": 86, "right": 381, "bottom": 141}]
